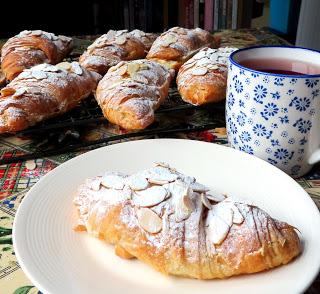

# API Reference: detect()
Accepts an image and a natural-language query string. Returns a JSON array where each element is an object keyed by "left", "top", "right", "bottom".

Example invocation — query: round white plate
[{"left": 13, "top": 139, "right": 320, "bottom": 294}]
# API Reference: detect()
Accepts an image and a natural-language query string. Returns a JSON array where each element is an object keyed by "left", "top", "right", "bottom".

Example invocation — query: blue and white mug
[{"left": 226, "top": 46, "right": 320, "bottom": 177}]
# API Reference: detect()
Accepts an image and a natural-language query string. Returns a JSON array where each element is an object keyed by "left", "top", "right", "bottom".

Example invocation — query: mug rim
[{"left": 229, "top": 45, "right": 320, "bottom": 78}]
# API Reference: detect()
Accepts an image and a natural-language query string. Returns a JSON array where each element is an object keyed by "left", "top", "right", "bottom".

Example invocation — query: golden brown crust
[
  {"left": 177, "top": 47, "right": 238, "bottom": 105},
  {"left": 79, "top": 30, "right": 157, "bottom": 76},
  {"left": 95, "top": 60, "right": 174, "bottom": 130},
  {"left": 74, "top": 166, "right": 301, "bottom": 280},
  {"left": 1, "top": 30, "right": 73, "bottom": 81},
  {"left": 146, "top": 27, "right": 216, "bottom": 71},
  {"left": 0, "top": 62, "right": 100, "bottom": 133}
]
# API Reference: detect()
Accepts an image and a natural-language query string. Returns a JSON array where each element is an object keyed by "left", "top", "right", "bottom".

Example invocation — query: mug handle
[{"left": 308, "top": 149, "right": 320, "bottom": 165}]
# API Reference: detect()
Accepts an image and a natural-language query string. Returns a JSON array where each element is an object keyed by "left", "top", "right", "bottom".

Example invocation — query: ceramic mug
[{"left": 226, "top": 46, "right": 320, "bottom": 177}]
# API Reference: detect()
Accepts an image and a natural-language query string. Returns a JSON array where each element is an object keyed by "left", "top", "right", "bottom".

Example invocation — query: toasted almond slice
[
  {"left": 137, "top": 207, "right": 162, "bottom": 233},
  {"left": 193, "top": 50, "right": 207, "bottom": 60},
  {"left": 190, "top": 182, "right": 209, "bottom": 193},
  {"left": 101, "top": 174, "right": 124, "bottom": 190},
  {"left": 196, "top": 58, "right": 210, "bottom": 66},
  {"left": 127, "top": 175, "right": 149, "bottom": 191},
  {"left": 32, "top": 30, "right": 43, "bottom": 36},
  {"left": 56, "top": 61, "right": 72, "bottom": 71},
  {"left": 191, "top": 67, "right": 207, "bottom": 76},
  {"left": 135, "top": 186, "right": 167, "bottom": 207},
  {"left": 127, "top": 63, "right": 140, "bottom": 76},
  {"left": 12, "top": 88, "right": 27, "bottom": 98},
  {"left": 19, "top": 71, "right": 32, "bottom": 79},
  {"left": 44, "top": 65, "right": 59, "bottom": 72},
  {"left": 1, "top": 87, "right": 16, "bottom": 96},
  {"left": 212, "top": 202, "right": 234, "bottom": 227},
  {"left": 105, "top": 30, "right": 116, "bottom": 39},
  {"left": 206, "top": 191, "right": 225, "bottom": 202},
  {"left": 230, "top": 203, "right": 244, "bottom": 224},
  {"left": 90, "top": 179, "right": 101, "bottom": 191},
  {"left": 201, "top": 193, "right": 212, "bottom": 209},
  {"left": 117, "top": 64, "right": 128, "bottom": 76},
  {"left": 115, "top": 35, "right": 127, "bottom": 45},
  {"left": 32, "top": 70, "right": 47, "bottom": 80},
  {"left": 132, "top": 74, "right": 149, "bottom": 84},
  {"left": 208, "top": 64, "right": 219, "bottom": 70},
  {"left": 25, "top": 160, "right": 37, "bottom": 170},
  {"left": 165, "top": 34, "right": 177, "bottom": 44},
  {"left": 71, "top": 62, "right": 83, "bottom": 75},
  {"left": 115, "top": 30, "right": 128, "bottom": 37},
  {"left": 210, "top": 54, "right": 219, "bottom": 62},
  {"left": 115, "top": 244, "right": 135, "bottom": 259},
  {"left": 146, "top": 166, "right": 178, "bottom": 183},
  {"left": 206, "top": 211, "right": 230, "bottom": 245}
]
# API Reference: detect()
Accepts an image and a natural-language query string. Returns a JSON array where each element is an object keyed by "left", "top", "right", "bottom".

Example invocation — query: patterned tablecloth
[{"left": 0, "top": 29, "right": 319, "bottom": 294}]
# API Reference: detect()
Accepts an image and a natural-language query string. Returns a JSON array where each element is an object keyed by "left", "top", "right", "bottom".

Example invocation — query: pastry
[
  {"left": 74, "top": 163, "right": 301, "bottom": 279},
  {"left": 146, "top": 27, "right": 216, "bottom": 71},
  {"left": 95, "top": 59, "right": 174, "bottom": 130},
  {"left": 1, "top": 30, "right": 73, "bottom": 81},
  {"left": 177, "top": 47, "right": 238, "bottom": 105},
  {"left": 79, "top": 29, "right": 157, "bottom": 76},
  {"left": 0, "top": 62, "right": 100, "bottom": 133}
]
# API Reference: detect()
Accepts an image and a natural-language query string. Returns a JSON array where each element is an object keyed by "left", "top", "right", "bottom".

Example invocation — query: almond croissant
[
  {"left": 1, "top": 30, "right": 73, "bottom": 81},
  {"left": 74, "top": 163, "right": 301, "bottom": 279},
  {"left": 0, "top": 62, "right": 100, "bottom": 133}
]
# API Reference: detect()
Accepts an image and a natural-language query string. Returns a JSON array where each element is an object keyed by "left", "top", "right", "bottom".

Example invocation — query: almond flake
[
  {"left": 1, "top": 87, "right": 16, "bottom": 96},
  {"left": 206, "top": 191, "right": 225, "bottom": 202},
  {"left": 105, "top": 30, "right": 116, "bottom": 39},
  {"left": 137, "top": 207, "right": 162, "bottom": 233},
  {"left": 71, "top": 62, "right": 83, "bottom": 75},
  {"left": 19, "top": 71, "right": 32, "bottom": 79},
  {"left": 206, "top": 211, "right": 230, "bottom": 245},
  {"left": 207, "top": 64, "right": 219, "bottom": 70},
  {"left": 90, "top": 179, "right": 101, "bottom": 191},
  {"left": 191, "top": 67, "right": 207, "bottom": 76},
  {"left": 132, "top": 74, "right": 149, "bottom": 84},
  {"left": 229, "top": 203, "right": 244, "bottom": 224},
  {"left": 117, "top": 65, "right": 128, "bottom": 76},
  {"left": 32, "top": 30, "right": 43, "bottom": 36},
  {"left": 193, "top": 51, "right": 207, "bottom": 60},
  {"left": 134, "top": 186, "right": 167, "bottom": 207},
  {"left": 196, "top": 58, "right": 210, "bottom": 66},
  {"left": 211, "top": 202, "right": 234, "bottom": 227},
  {"left": 13, "top": 88, "right": 27, "bottom": 98},
  {"left": 115, "top": 30, "right": 128, "bottom": 37},
  {"left": 127, "top": 63, "right": 140, "bottom": 76},
  {"left": 190, "top": 182, "right": 209, "bottom": 193},
  {"left": 115, "top": 35, "right": 127, "bottom": 45},
  {"left": 127, "top": 175, "right": 149, "bottom": 191},
  {"left": 32, "top": 70, "right": 47, "bottom": 80},
  {"left": 101, "top": 174, "right": 124, "bottom": 190},
  {"left": 56, "top": 62, "right": 72, "bottom": 71},
  {"left": 146, "top": 166, "right": 178, "bottom": 184},
  {"left": 25, "top": 160, "right": 37, "bottom": 170},
  {"left": 201, "top": 193, "right": 212, "bottom": 209}
]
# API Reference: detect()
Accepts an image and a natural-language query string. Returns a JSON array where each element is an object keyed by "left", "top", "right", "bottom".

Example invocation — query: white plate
[{"left": 13, "top": 139, "right": 320, "bottom": 294}]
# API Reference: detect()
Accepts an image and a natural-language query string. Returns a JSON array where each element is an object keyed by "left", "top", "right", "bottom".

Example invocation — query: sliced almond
[
  {"left": 196, "top": 58, "right": 210, "bottom": 66},
  {"left": 230, "top": 203, "right": 244, "bottom": 224},
  {"left": 175, "top": 189, "right": 194, "bottom": 222},
  {"left": 211, "top": 203, "right": 234, "bottom": 227},
  {"left": 117, "top": 64, "right": 128, "bottom": 76},
  {"left": 191, "top": 67, "right": 207, "bottom": 76},
  {"left": 101, "top": 174, "right": 124, "bottom": 190},
  {"left": 105, "top": 30, "right": 116, "bottom": 39},
  {"left": 206, "top": 211, "right": 230, "bottom": 245},
  {"left": 71, "top": 62, "right": 83, "bottom": 75},
  {"left": 127, "top": 175, "right": 149, "bottom": 191},
  {"left": 146, "top": 166, "right": 178, "bottom": 184},
  {"left": 134, "top": 186, "right": 167, "bottom": 207},
  {"left": 1, "top": 87, "right": 16, "bottom": 96},
  {"left": 206, "top": 191, "right": 225, "bottom": 202},
  {"left": 25, "top": 160, "right": 37, "bottom": 170},
  {"left": 115, "top": 35, "right": 127, "bottom": 45},
  {"left": 32, "top": 30, "right": 43, "bottom": 36},
  {"left": 193, "top": 51, "right": 207, "bottom": 60},
  {"left": 44, "top": 65, "right": 59, "bottom": 72},
  {"left": 43, "top": 32, "right": 53, "bottom": 40},
  {"left": 165, "top": 34, "right": 177, "bottom": 44},
  {"left": 190, "top": 182, "right": 209, "bottom": 193},
  {"left": 207, "top": 64, "right": 219, "bottom": 70},
  {"left": 115, "top": 30, "right": 128, "bottom": 37},
  {"left": 201, "top": 193, "right": 212, "bottom": 209},
  {"left": 90, "top": 179, "right": 101, "bottom": 191},
  {"left": 19, "top": 71, "right": 32, "bottom": 79},
  {"left": 56, "top": 62, "right": 72, "bottom": 71},
  {"left": 12, "top": 88, "right": 27, "bottom": 98},
  {"left": 32, "top": 70, "right": 47, "bottom": 80},
  {"left": 127, "top": 63, "right": 140, "bottom": 76},
  {"left": 132, "top": 74, "right": 149, "bottom": 84},
  {"left": 137, "top": 207, "right": 162, "bottom": 234}
]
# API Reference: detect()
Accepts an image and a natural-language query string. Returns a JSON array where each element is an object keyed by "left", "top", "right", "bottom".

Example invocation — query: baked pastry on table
[
  {"left": 74, "top": 163, "right": 301, "bottom": 279},
  {"left": 95, "top": 59, "right": 174, "bottom": 130},
  {"left": 0, "top": 62, "right": 100, "bottom": 133},
  {"left": 177, "top": 47, "right": 238, "bottom": 105},
  {"left": 79, "top": 29, "right": 157, "bottom": 76},
  {"left": 1, "top": 30, "right": 73, "bottom": 81},
  {"left": 146, "top": 27, "right": 216, "bottom": 72}
]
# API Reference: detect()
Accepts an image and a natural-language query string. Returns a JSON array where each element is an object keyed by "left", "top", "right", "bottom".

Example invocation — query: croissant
[
  {"left": 146, "top": 27, "right": 216, "bottom": 71},
  {"left": 177, "top": 47, "right": 238, "bottom": 105},
  {"left": 95, "top": 59, "right": 174, "bottom": 130},
  {"left": 0, "top": 62, "right": 100, "bottom": 133},
  {"left": 74, "top": 163, "right": 301, "bottom": 279},
  {"left": 79, "top": 30, "right": 157, "bottom": 76},
  {"left": 1, "top": 30, "right": 73, "bottom": 81}
]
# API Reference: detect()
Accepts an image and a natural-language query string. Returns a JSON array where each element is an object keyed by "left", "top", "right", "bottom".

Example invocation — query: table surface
[{"left": 0, "top": 28, "right": 319, "bottom": 294}]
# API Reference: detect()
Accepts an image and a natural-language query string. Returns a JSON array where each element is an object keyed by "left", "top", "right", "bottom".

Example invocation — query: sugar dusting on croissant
[{"left": 74, "top": 163, "right": 301, "bottom": 279}]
